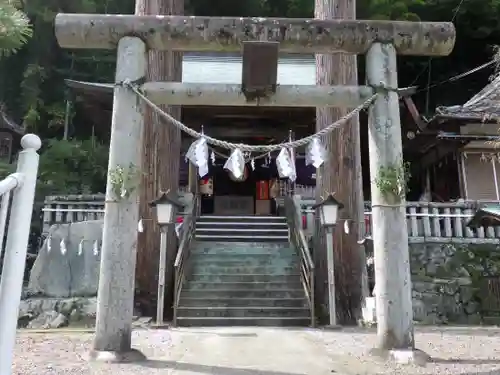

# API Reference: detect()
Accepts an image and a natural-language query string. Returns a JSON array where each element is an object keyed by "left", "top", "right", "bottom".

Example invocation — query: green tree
[{"left": 0, "top": 0, "right": 32, "bottom": 57}]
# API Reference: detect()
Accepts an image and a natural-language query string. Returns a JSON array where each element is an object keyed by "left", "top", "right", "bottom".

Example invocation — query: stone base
[
  {"left": 88, "top": 348, "right": 147, "bottom": 363},
  {"left": 369, "top": 348, "right": 430, "bottom": 366},
  {"left": 322, "top": 324, "right": 342, "bottom": 331}
]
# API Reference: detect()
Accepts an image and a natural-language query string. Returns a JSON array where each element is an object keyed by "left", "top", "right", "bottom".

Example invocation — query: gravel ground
[
  {"left": 11, "top": 326, "right": 500, "bottom": 375},
  {"left": 316, "top": 326, "right": 500, "bottom": 375}
]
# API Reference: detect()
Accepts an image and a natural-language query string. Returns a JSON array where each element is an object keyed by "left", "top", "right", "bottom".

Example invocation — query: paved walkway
[
  {"left": 13, "top": 327, "right": 336, "bottom": 375},
  {"left": 12, "top": 326, "right": 500, "bottom": 374}
]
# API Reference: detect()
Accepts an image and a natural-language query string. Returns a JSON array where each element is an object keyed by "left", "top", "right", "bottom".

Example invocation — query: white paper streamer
[
  {"left": 186, "top": 137, "right": 209, "bottom": 177},
  {"left": 224, "top": 149, "right": 245, "bottom": 180},
  {"left": 46, "top": 235, "right": 52, "bottom": 253},
  {"left": 250, "top": 159, "right": 255, "bottom": 171},
  {"left": 276, "top": 148, "right": 297, "bottom": 182},
  {"left": 138, "top": 219, "right": 144, "bottom": 233},
  {"left": 344, "top": 220, "right": 350, "bottom": 234},
  {"left": 210, "top": 151, "right": 215, "bottom": 164},
  {"left": 78, "top": 240, "right": 84, "bottom": 256},
  {"left": 120, "top": 179, "right": 127, "bottom": 198},
  {"left": 306, "top": 137, "right": 326, "bottom": 168},
  {"left": 93, "top": 241, "right": 99, "bottom": 256},
  {"left": 60, "top": 239, "right": 67, "bottom": 255}
]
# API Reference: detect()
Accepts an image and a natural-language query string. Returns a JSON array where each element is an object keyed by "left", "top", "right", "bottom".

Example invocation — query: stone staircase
[
  {"left": 195, "top": 215, "right": 289, "bottom": 242},
  {"left": 176, "top": 239, "right": 311, "bottom": 327}
]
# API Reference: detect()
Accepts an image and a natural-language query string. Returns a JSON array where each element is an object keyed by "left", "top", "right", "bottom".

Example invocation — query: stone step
[
  {"left": 176, "top": 316, "right": 310, "bottom": 327},
  {"left": 196, "top": 221, "right": 287, "bottom": 228},
  {"left": 196, "top": 228, "right": 288, "bottom": 236},
  {"left": 187, "top": 274, "right": 301, "bottom": 283},
  {"left": 176, "top": 306, "right": 309, "bottom": 318},
  {"left": 181, "top": 289, "right": 305, "bottom": 299},
  {"left": 197, "top": 216, "right": 287, "bottom": 224},
  {"left": 190, "top": 253, "right": 297, "bottom": 259},
  {"left": 192, "top": 241, "right": 290, "bottom": 251},
  {"left": 190, "top": 256, "right": 298, "bottom": 267},
  {"left": 178, "top": 297, "right": 308, "bottom": 308},
  {"left": 189, "top": 265, "right": 299, "bottom": 274},
  {"left": 195, "top": 234, "right": 288, "bottom": 242},
  {"left": 183, "top": 281, "right": 303, "bottom": 290}
]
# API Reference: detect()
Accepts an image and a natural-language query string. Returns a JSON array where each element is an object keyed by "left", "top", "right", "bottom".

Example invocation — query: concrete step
[
  {"left": 178, "top": 297, "right": 308, "bottom": 308},
  {"left": 181, "top": 289, "right": 305, "bottom": 299},
  {"left": 177, "top": 306, "right": 309, "bottom": 318},
  {"left": 189, "top": 265, "right": 299, "bottom": 274},
  {"left": 187, "top": 274, "right": 301, "bottom": 283},
  {"left": 176, "top": 317, "right": 310, "bottom": 327},
  {"left": 183, "top": 281, "right": 303, "bottom": 290}
]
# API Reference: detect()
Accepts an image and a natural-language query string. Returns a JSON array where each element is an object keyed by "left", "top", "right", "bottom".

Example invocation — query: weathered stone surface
[
  {"left": 27, "top": 220, "right": 103, "bottom": 298},
  {"left": 26, "top": 311, "right": 68, "bottom": 329},
  {"left": 410, "top": 242, "right": 500, "bottom": 325},
  {"left": 363, "top": 241, "right": 500, "bottom": 325},
  {"left": 18, "top": 297, "right": 98, "bottom": 328},
  {"left": 55, "top": 14, "right": 455, "bottom": 56}
]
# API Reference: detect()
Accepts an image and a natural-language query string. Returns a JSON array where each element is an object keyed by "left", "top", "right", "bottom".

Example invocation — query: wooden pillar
[
  {"left": 366, "top": 42, "right": 414, "bottom": 352},
  {"left": 134, "top": 0, "right": 184, "bottom": 318},
  {"left": 314, "top": 0, "right": 364, "bottom": 325},
  {"left": 90, "top": 37, "right": 147, "bottom": 362}
]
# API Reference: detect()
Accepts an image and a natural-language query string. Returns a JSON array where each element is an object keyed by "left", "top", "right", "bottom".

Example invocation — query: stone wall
[
  {"left": 409, "top": 242, "right": 500, "bottom": 324},
  {"left": 17, "top": 217, "right": 500, "bottom": 327}
]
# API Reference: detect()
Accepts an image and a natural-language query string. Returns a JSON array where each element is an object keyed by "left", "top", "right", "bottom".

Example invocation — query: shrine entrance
[
  {"left": 200, "top": 153, "right": 280, "bottom": 216},
  {"left": 51, "top": 11, "right": 455, "bottom": 362}
]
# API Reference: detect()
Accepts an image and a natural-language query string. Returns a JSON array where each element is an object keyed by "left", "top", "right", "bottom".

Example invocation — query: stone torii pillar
[{"left": 54, "top": 14, "right": 455, "bottom": 362}]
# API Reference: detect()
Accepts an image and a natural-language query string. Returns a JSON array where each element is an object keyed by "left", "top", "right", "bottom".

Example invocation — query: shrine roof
[
  {"left": 435, "top": 73, "right": 500, "bottom": 122},
  {"left": 0, "top": 104, "right": 24, "bottom": 135}
]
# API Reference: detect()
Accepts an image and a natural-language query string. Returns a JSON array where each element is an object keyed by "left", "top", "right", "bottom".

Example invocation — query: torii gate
[{"left": 54, "top": 14, "right": 454, "bottom": 362}]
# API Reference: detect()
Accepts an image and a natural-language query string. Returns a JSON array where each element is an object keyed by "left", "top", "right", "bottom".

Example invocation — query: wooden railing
[
  {"left": 300, "top": 199, "right": 500, "bottom": 243},
  {"left": 42, "top": 194, "right": 500, "bottom": 243},
  {"left": 42, "top": 188, "right": 190, "bottom": 234},
  {"left": 284, "top": 196, "right": 315, "bottom": 327},
  {"left": 173, "top": 194, "right": 199, "bottom": 326}
]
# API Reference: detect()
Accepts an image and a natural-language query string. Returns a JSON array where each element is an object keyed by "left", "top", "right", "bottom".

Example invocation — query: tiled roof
[
  {"left": 0, "top": 104, "right": 24, "bottom": 135},
  {"left": 436, "top": 73, "right": 500, "bottom": 121}
]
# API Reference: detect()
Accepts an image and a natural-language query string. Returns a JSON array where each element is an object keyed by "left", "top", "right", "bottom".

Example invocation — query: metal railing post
[{"left": 0, "top": 134, "right": 41, "bottom": 375}]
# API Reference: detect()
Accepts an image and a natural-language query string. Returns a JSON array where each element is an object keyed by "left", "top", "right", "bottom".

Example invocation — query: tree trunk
[
  {"left": 134, "top": 0, "right": 183, "bottom": 319},
  {"left": 314, "top": 0, "right": 365, "bottom": 324}
]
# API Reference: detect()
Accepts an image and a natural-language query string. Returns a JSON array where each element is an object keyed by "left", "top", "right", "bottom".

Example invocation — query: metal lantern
[{"left": 149, "top": 191, "right": 184, "bottom": 226}]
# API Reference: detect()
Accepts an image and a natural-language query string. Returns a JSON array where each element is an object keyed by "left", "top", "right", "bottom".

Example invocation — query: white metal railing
[
  {"left": 300, "top": 199, "right": 500, "bottom": 243},
  {"left": 0, "top": 134, "right": 41, "bottom": 375}
]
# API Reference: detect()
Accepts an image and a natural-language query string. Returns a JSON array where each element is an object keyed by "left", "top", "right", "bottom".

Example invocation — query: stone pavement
[{"left": 12, "top": 326, "right": 500, "bottom": 375}]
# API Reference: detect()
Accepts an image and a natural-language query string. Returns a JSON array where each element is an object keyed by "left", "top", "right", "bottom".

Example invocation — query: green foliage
[
  {"left": 0, "top": 0, "right": 32, "bottom": 58},
  {"left": 36, "top": 138, "right": 108, "bottom": 198},
  {"left": 0, "top": 0, "right": 498, "bottom": 168},
  {"left": 109, "top": 163, "right": 141, "bottom": 201},
  {"left": 374, "top": 161, "right": 411, "bottom": 202}
]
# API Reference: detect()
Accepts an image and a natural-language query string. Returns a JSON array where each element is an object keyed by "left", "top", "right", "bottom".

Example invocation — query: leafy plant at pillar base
[
  {"left": 108, "top": 163, "right": 141, "bottom": 201},
  {"left": 374, "top": 161, "right": 411, "bottom": 202}
]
